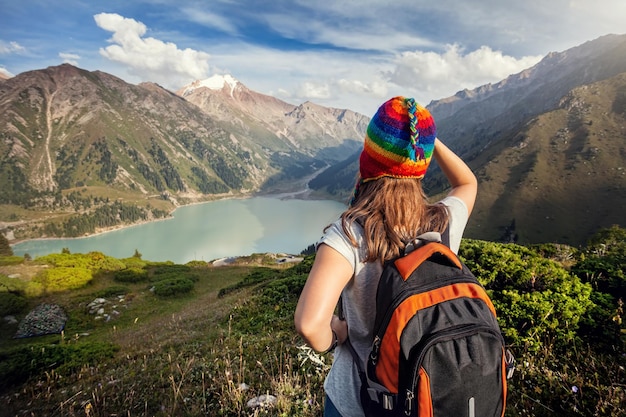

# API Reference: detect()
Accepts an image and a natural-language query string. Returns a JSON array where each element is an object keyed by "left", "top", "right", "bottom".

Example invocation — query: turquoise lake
[{"left": 11, "top": 197, "right": 347, "bottom": 264}]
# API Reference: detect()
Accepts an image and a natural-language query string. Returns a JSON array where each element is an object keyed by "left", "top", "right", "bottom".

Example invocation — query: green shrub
[
  {"left": 114, "top": 267, "right": 148, "bottom": 283},
  {"left": 578, "top": 291, "right": 624, "bottom": 351},
  {"left": 528, "top": 242, "right": 577, "bottom": 264},
  {"left": 121, "top": 257, "right": 148, "bottom": 269},
  {"left": 87, "top": 252, "right": 126, "bottom": 271},
  {"left": 0, "top": 273, "right": 28, "bottom": 295},
  {"left": 35, "top": 253, "right": 88, "bottom": 267},
  {"left": 35, "top": 252, "right": 125, "bottom": 272},
  {"left": 461, "top": 240, "right": 574, "bottom": 291},
  {"left": 0, "top": 292, "right": 28, "bottom": 316},
  {"left": 33, "top": 267, "right": 93, "bottom": 292},
  {"left": 149, "top": 271, "right": 195, "bottom": 283},
  {"left": 261, "top": 273, "right": 308, "bottom": 307},
  {"left": 151, "top": 264, "right": 191, "bottom": 275},
  {"left": 573, "top": 226, "right": 625, "bottom": 299},
  {"left": 0, "top": 342, "right": 118, "bottom": 391},
  {"left": 23, "top": 281, "right": 44, "bottom": 297},
  {"left": 460, "top": 239, "right": 595, "bottom": 351},
  {"left": 93, "top": 285, "right": 130, "bottom": 298},
  {"left": 218, "top": 267, "right": 278, "bottom": 297},
  {"left": 185, "top": 260, "right": 209, "bottom": 268},
  {"left": 492, "top": 280, "right": 593, "bottom": 351},
  {"left": 148, "top": 264, "right": 199, "bottom": 284},
  {"left": 0, "top": 256, "right": 25, "bottom": 266},
  {"left": 228, "top": 270, "right": 308, "bottom": 333},
  {"left": 152, "top": 277, "right": 194, "bottom": 297}
]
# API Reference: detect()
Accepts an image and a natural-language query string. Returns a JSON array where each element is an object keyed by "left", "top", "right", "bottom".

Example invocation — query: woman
[{"left": 294, "top": 96, "right": 477, "bottom": 417}]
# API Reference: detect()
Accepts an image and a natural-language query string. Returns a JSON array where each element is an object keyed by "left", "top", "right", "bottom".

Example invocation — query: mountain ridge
[
  {"left": 176, "top": 76, "right": 367, "bottom": 162},
  {"left": 310, "top": 34, "right": 626, "bottom": 245},
  {"left": 0, "top": 64, "right": 366, "bottom": 240},
  {"left": 427, "top": 34, "right": 626, "bottom": 123},
  {"left": 1, "top": 34, "right": 625, "bottom": 246}
]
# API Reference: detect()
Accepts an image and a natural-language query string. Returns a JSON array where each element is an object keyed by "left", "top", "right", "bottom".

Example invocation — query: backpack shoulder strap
[{"left": 395, "top": 242, "right": 462, "bottom": 280}]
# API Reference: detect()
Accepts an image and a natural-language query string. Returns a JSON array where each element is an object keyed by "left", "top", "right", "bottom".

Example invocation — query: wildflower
[{"left": 571, "top": 385, "right": 579, "bottom": 393}]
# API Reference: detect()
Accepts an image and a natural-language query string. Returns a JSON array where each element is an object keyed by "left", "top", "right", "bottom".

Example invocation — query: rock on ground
[{"left": 15, "top": 303, "right": 67, "bottom": 338}]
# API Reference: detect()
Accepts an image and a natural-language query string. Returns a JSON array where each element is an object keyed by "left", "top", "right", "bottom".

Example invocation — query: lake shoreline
[
  {"left": 10, "top": 197, "right": 346, "bottom": 264},
  {"left": 9, "top": 193, "right": 345, "bottom": 250},
  {"left": 7, "top": 165, "right": 343, "bottom": 248},
  {"left": 7, "top": 195, "right": 245, "bottom": 247}
]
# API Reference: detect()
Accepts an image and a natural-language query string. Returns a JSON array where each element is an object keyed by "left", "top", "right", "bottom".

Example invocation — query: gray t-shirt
[{"left": 318, "top": 196, "right": 469, "bottom": 417}]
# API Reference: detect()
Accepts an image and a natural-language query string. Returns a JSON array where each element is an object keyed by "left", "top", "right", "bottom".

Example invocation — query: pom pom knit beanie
[{"left": 359, "top": 96, "right": 436, "bottom": 182}]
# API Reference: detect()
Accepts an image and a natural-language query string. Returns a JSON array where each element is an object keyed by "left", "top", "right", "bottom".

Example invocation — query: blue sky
[{"left": 1, "top": 0, "right": 625, "bottom": 115}]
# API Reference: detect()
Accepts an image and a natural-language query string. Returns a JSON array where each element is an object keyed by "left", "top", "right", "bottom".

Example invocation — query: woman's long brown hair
[{"left": 341, "top": 177, "right": 449, "bottom": 263}]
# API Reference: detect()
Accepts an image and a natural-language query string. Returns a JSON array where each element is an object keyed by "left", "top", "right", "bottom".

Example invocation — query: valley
[{"left": 1, "top": 34, "right": 626, "bottom": 247}]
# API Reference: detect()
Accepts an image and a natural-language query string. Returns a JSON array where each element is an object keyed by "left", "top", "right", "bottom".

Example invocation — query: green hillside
[
  {"left": 0, "top": 65, "right": 365, "bottom": 242},
  {"left": 0, "top": 227, "right": 624, "bottom": 416},
  {"left": 310, "top": 72, "right": 626, "bottom": 247}
]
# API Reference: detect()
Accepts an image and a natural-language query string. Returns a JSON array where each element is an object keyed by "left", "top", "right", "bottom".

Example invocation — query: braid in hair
[{"left": 404, "top": 97, "right": 422, "bottom": 161}]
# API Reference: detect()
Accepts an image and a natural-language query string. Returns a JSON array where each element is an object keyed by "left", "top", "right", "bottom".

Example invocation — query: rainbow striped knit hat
[{"left": 359, "top": 96, "right": 436, "bottom": 182}]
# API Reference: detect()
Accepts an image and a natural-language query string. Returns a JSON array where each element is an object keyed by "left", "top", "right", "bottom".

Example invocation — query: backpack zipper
[
  {"left": 405, "top": 324, "right": 505, "bottom": 414},
  {"left": 370, "top": 275, "right": 481, "bottom": 365},
  {"left": 405, "top": 391, "right": 414, "bottom": 416}
]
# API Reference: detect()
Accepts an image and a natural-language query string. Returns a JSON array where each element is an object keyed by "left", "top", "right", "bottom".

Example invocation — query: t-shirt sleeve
[
  {"left": 440, "top": 196, "right": 469, "bottom": 253},
  {"left": 317, "top": 220, "right": 359, "bottom": 270}
]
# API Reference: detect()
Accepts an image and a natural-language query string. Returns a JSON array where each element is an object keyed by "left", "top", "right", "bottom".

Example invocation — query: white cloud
[
  {"left": 82, "top": 3, "right": 619, "bottom": 116},
  {"left": 386, "top": 44, "right": 543, "bottom": 104},
  {"left": 0, "top": 40, "right": 26, "bottom": 55},
  {"left": 59, "top": 52, "right": 80, "bottom": 66},
  {"left": 285, "top": 78, "right": 392, "bottom": 114},
  {"left": 0, "top": 66, "right": 14, "bottom": 78},
  {"left": 335, "top": 79, "right": 389, "bottom": 97},
  {"left": 203, "top": 42, "right": 391, "bottom": 112},
  {"left": 94, "top": 13, "right": 212, "bottom": 89},
  {"left": 181, "top": 8, "right": 239, "bottom": 36},
  {"left": 208, "top": 38, "right": 545, "bottom": 114},
  {"left": 201, "top": 38, "right": 543, "bottom": 115},
  {"left": 296, "top": 82, "right": 331, "bottom": 100},
  {"left": 264, "top": 12, "right": 434, "bottom": 51}
]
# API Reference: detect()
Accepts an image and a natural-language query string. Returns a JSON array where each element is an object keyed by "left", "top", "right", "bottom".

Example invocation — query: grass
[
  {"left": 0, "top": 241, "right": 624, "bottom": 416},
  {"left": 0, "top": 257, "right": 328, "bottom": 416}
]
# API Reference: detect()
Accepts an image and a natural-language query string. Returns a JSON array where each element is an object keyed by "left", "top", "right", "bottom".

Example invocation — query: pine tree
[{"left": 0, "top": 233, "right": 14, "bottom": 256}]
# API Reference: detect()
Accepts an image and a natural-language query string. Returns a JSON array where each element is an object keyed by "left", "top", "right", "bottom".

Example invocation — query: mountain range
[
  {"left": 1, "top": 34, "right": 625, "bottom": 246},
  {"left": 311, "top": 34, "right": 626, "bottom": 245},
  {"left": 429, "top": 34, "right": 626, "bottom": 245},
  {"left": 0, "top": 64, "right": 366, "bottom": 240}
]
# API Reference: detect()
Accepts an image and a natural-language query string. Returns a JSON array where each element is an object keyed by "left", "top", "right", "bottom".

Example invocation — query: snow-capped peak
[{"left": 180, "top": 74, "right": 239, "bottom": 97}]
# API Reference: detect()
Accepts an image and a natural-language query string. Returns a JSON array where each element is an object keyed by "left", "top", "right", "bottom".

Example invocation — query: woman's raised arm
[{"left": 432, "top": 138, "right": 478, "bottom": 215}]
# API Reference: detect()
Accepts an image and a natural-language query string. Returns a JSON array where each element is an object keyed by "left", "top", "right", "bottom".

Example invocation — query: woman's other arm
[{"left": 294, "top": 243, "right": 352, "bottom": 352}]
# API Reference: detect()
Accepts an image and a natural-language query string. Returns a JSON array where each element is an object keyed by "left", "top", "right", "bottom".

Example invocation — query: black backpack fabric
[{"left": 344, "top": 234, "right": 514, "bottom": 417}]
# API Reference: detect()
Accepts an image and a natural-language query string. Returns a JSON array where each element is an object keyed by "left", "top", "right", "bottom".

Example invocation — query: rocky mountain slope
[
  {"left": 468, "top": 73, "right": 626, "bottom": 244},
  {"left": 1, "top": 34, "right": 624, "bottom": 246},
  {"left": 0, "top": 65, "right": 366, "bottom": 239},
  {"left": 0, "top": 65, "right": 366, "bottom": 198},
  {"left": 311, "top": 34, "right": 626, "bottom": 245},
  {"left": 1, "top": 66, "right": 250, "bottom": 200},
  {"left": 427, "top": 34, "right": 626, "bottom": 143},
  {"left": 177, "top": 75, "right": 367, "bottom": 163}
]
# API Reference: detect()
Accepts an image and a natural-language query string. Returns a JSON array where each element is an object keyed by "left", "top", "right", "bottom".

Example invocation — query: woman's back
[{"left": 295, "top": 96, "right": 477, "bottom": 417}]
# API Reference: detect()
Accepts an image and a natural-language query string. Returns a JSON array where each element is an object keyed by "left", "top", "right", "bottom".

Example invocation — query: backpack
[{"left": 343, "top": 233, "right": 514, "bottom": 417}]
